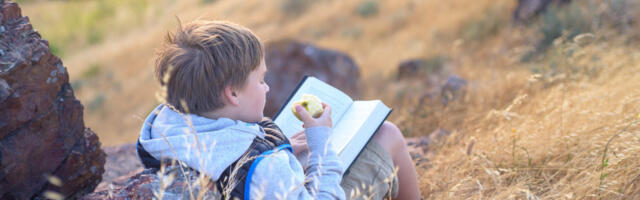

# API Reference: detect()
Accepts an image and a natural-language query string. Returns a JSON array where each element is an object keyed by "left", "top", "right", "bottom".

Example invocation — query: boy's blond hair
[{"left": 154, "top": 20, "right": 263, "bottom": 114}]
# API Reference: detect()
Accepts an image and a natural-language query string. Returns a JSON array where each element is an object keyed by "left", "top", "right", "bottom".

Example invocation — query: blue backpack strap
[{"left": 244, "top": 144, "right": 293, "bottom": 200}]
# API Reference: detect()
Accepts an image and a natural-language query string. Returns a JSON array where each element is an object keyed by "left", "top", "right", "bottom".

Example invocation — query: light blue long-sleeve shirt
[{"left": 138, "top": 105, "right": 346, "bottom": 199}]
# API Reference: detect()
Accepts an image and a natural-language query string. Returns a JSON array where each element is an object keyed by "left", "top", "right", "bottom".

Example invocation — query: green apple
[{"left": 291, "top": 94, "right": 324, "bottom": 121}]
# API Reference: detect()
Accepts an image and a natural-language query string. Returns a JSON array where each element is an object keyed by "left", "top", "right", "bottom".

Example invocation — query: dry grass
[
  {"left": 358, "top": 1, "right": 640, "bottom": 198},
  {"left": 416, "top": 41, "right": 640, "bottom": 198},
  {"left": 17, "top": 0, "right": 640, "bottom": 199},
  {"left": 20, "top": 0, "right": 511, "bottom": 146},
  {"left": 401, "top": 27, "right": 640, "bottom": 200}
]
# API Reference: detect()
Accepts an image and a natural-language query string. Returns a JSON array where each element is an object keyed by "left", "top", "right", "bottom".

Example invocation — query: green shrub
[
  {"left": 355, "top": 0, "right": 378, "bottom": 18},
  {"left": 526, "top": 32, "right": 604, "bottom": 86},
  {"left": 87, "top": 93, "right": 105, "bottom": 111},
  {"left": 597, "top": 0, "right": 640, "bottom": 39},
  {"left": 280, "top": 0, "right": 314, "bottom": 16},
  {"left": 459, "top": 5, "right": 507, "bottom": 42},
  {"left": 421, "top": 55, "right": 449, "bottom": 73},
  {"left": 538, "top": 2, "right": 591, "bottom": 51},
  {"left": 200, "top": 0, "right": 216, "bottom": 4},
  {"left": 86, "top": 28, "right": 103, "bottom": 45},
  {"left": 48, "top": 41, "right": 63, "bottom": 57},
  {"left": 71, "top": 79, "right": 84, "bottom": 91},
  {"left": 27, "top": 0, "right": 155, "bottom": 56},
  {"left": 520, "top": 1, "right": 594, "bottom": 62},
  {"left": 83, "top": 64, "right": 102, "bottom": 79},
  {"left": 341, "top": 26, "right": 362, "bottom": 39}
]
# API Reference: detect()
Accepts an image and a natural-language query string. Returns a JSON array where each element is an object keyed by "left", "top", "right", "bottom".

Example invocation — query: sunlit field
[{"left": 18, "top": 0, "right": 640, "bottom": 198}]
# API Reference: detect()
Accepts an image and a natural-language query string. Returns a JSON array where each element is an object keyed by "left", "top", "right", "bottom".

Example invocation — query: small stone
[
  {"left": 441, "top": 75, "right": 467, "bottom": 106},
  {"left": 574, "top": 33, "right": 595, "bottom": 46}
]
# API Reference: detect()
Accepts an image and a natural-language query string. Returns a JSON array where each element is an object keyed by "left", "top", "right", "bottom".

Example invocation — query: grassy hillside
[
  {"left": 20, "top": 0, "right": 512, "bottom": 146},
  {"left": 18, "top": 0, "right": 640, "bottom": 198}
]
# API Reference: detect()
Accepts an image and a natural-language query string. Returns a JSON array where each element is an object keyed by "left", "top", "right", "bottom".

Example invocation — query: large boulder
[
  {"left": 264, "top": 39, "right": 360, "bottom": 117},
  {"left": 83, "top": 165, "right": 221, "bottom": 200},
  {"left": 0, "top": 1, "right": 105, "bottom": 199},
  {"left": 87, "top": 144, "right": 213, "bottom": 199}
]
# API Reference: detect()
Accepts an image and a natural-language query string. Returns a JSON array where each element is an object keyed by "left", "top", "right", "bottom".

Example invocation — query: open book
[{"left": 273, "top": 76, "right": 391, "bottom": 173}]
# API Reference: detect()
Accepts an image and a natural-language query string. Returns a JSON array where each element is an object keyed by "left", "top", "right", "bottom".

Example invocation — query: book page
[
  {"left": 332, "top": 100, "right": 391, "bottom": 172},
  {"left": 274, "top": 77, "right": 354, "bottom": 138}
]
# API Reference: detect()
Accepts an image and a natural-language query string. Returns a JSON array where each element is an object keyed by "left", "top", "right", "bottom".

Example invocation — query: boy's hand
[
  {"left": 290, "top": 131, "right": 308, "bottom": 156},
  {"left": 295, "top": 102, "right": 332, "bottom": 128}
]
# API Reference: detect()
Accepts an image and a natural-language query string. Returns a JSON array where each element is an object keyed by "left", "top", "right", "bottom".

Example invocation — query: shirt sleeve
[{"left": 249, "top": 126, "right": 345, "bottom": 199}]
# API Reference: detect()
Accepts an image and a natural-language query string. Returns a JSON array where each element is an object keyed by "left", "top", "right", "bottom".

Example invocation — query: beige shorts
[{"left": 341, "top": 140, "right": 399, "bottom": 200}]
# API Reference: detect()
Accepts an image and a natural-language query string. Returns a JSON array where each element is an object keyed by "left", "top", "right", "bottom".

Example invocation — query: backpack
[{"left": 137, "top": 118, "right": 291, "bottom": 200}]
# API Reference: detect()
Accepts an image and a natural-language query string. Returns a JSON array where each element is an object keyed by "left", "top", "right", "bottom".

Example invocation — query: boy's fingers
[
  {"left": 295, "top": 105, "right": 313, "bottom": 123},
  {"left": 321, "top": 103, "right": 332, "bottom": 117},
  {"left": 292, "top": 131, "right": 305, "bottom": 139}
]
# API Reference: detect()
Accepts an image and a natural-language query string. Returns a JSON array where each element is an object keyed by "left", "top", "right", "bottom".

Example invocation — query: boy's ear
[{"left": 223, "top": 85, "right": 240, "bottom": 107}]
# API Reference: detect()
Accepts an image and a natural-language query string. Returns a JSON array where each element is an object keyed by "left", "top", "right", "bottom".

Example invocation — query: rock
[
  {"left": 440, "top": 75, "right": 467, "bottom": 106},
  {"left": 97, "top": 143, "right": 143, "bottom": 190},
  {"left": 83, "top": 165, "right": 221, "bottom": 199},
  {"left": 405, "top": 129, "right": 451, "bottom": 168},
  {"left": 0, "top": 1, "right": 105, "bottom": 199},
  {"left": 428, "top": 128, "right": 451, "bottom": 145},
  {"left": 406, "top": 136, "right": 430, "bottom": 154},
  {"left": 396, "top": 56, "right": 449, "bottom": 82},
  {"left": 396, "top": 59, "right": 423, "bottom": 80},
  {"left": 513, "top": 0, "right": 571, "bottom": 23},
  {"left": 405, "top": 136, "right": 432, "bottom": 167},
  {"left": 412, "top": 75, "right": 468, "bottom": 107},
  {"left": 395, "top": 58, "right": 466, "bottom": 106},
  {"left": 405, "top": 128, "right": 450, "bottom": 154},
  {"left": 263, "top": 39, "right": 360, "bottom": 117},
  {"left": 396, "top": 57, "right": 454, "bottom": 98}
]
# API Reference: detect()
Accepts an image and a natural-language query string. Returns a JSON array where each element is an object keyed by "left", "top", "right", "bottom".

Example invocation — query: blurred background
[{"left": 16, "top": 0, "right": 640, "bottom": 198}]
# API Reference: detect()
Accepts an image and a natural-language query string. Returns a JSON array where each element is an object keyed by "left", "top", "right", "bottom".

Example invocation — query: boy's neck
[{"left": 201, "top": 106, "right": 240, "bottom": 121}]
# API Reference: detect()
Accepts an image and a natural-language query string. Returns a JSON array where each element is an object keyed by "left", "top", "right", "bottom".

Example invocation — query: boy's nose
[{"left": 265, "top": 83, "right": 270, "bottom": 92}]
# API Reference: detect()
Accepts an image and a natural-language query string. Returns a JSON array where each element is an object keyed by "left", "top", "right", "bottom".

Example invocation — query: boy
[{"left": 137, "top": 20, "right": 420, "bottom": 199}]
